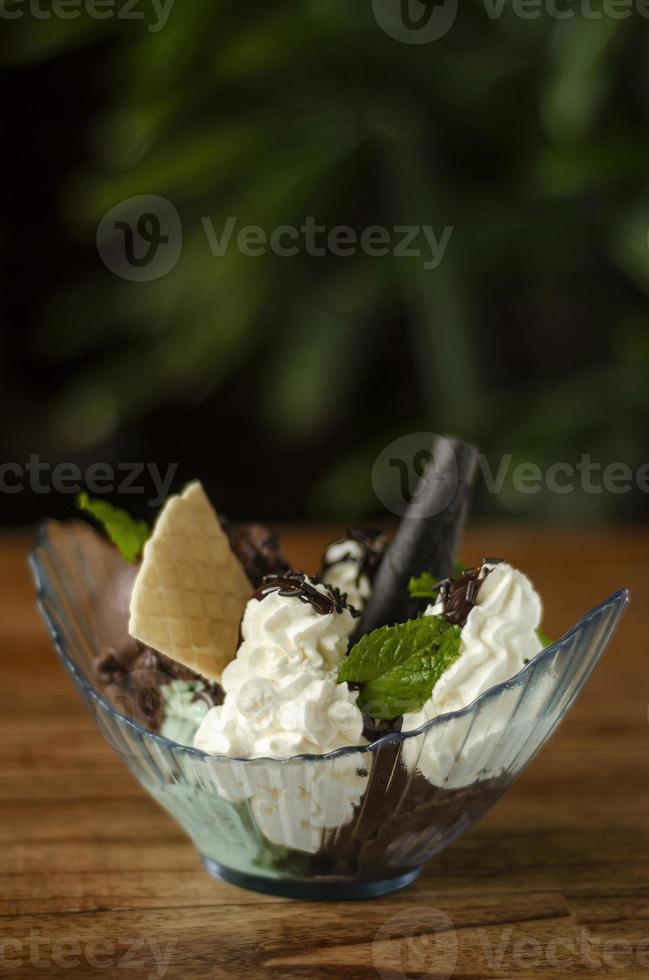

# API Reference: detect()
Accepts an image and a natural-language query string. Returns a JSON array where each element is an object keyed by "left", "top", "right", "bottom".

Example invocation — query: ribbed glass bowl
[{"left": 30, "top": 520, "right": 628, "bottom": 900}]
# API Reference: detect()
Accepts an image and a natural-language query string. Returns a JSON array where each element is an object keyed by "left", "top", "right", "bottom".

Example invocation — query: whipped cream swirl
[
  {"left": 403, "top": 561, "right": 543, "bottom": 784},
  {"left": 194, "top": 579, "right": 369, "bottom": 851},
  {"left": 321, "top": 539, "right": 372, "bottom": 612},
  {"left": 194, "top": 580, "right": 365, "bottom": 758}
]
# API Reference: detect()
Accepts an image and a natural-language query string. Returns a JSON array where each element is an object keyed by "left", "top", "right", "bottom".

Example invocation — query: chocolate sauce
[
  {"left": 253, "top": 570, "right": 358, "bottom": 617},
  {"left": 431, "top": 559, "right": 501, "bottom": 628},
  {"left": 310, "top": 743, "right": 509, "bottom": 882},
  {"left": 225, "top": 523, "right": 290, "bottom": 587},
  {"left": 361, "top": 713, "right": 403, "bottom": 742}
]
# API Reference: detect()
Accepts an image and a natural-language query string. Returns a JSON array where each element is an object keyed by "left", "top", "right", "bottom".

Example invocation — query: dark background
[{"left": 2, "top": 3, "right": 649, "bottom": 526}]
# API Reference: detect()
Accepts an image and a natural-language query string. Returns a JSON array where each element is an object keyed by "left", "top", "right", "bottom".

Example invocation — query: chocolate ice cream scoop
[
  {"left": 225, "top": 523, "right": 290, "bottom": 586},
  {"left": 92, "top": 550, "right": 222, "bottom": 733}
]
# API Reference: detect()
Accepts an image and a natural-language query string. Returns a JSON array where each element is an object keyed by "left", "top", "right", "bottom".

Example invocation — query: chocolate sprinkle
[{"left": 253, "top": 570, "right": 359, "bottom": 617}]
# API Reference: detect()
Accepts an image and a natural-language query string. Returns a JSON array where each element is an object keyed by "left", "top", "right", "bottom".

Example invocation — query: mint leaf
[
  {"left": 408, "top": 562, "right": 466, "bottom": 599},
  {"left": 408, "top": 572, "right": 439, "bottom": 599},
  {"left": 536, "top": 628, "right": 553, "bottom": 648},
  {"left": 339, "top": 615, "right": 455, "bottom": 683},
  {"left": 77, "top": 492, "right": 150, "bottom": 563},
  {"left": 339, "top": 616, "right": 462, "bottom": 720},
  {"left": 359, "top": 631, "right": 461, "bottom": 718}
]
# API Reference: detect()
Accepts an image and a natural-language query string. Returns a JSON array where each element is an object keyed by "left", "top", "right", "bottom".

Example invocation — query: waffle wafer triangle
[{"left": 129, "top": 481, "right": 251, "bottom": 681}]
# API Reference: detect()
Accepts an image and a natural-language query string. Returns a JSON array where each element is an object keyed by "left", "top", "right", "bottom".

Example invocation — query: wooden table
[{"left": 1, "top": 525, "right": 647, "bottom": 979}]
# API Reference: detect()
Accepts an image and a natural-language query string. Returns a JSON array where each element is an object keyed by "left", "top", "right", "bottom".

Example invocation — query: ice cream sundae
[{"left": 33, "top": 435, "right": 626, "bottom": 896}]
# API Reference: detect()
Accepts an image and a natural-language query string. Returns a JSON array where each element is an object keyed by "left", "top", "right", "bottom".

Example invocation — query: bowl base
[{"left": 201, "top": 857, "right": 421, "bottom": 901}]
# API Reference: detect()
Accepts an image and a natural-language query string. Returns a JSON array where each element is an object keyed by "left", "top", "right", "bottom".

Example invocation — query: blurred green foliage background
[{"left": 2, "top": 1, "right": 649, "bottom": 522}]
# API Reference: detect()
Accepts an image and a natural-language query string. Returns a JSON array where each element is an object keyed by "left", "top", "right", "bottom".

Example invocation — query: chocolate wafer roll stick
[{"left": 359, "top": 436, "right": 478, "bottom": 635}]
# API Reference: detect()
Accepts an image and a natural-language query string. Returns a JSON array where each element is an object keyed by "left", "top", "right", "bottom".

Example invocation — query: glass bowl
[{"left": 30, "top": 520, "right": 628, "bottom": 901}]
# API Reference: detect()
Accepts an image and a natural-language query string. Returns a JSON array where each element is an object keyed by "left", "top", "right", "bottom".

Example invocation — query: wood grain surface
[{"left": 1, "top": 525, "right": 647, "bottom": 979}]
